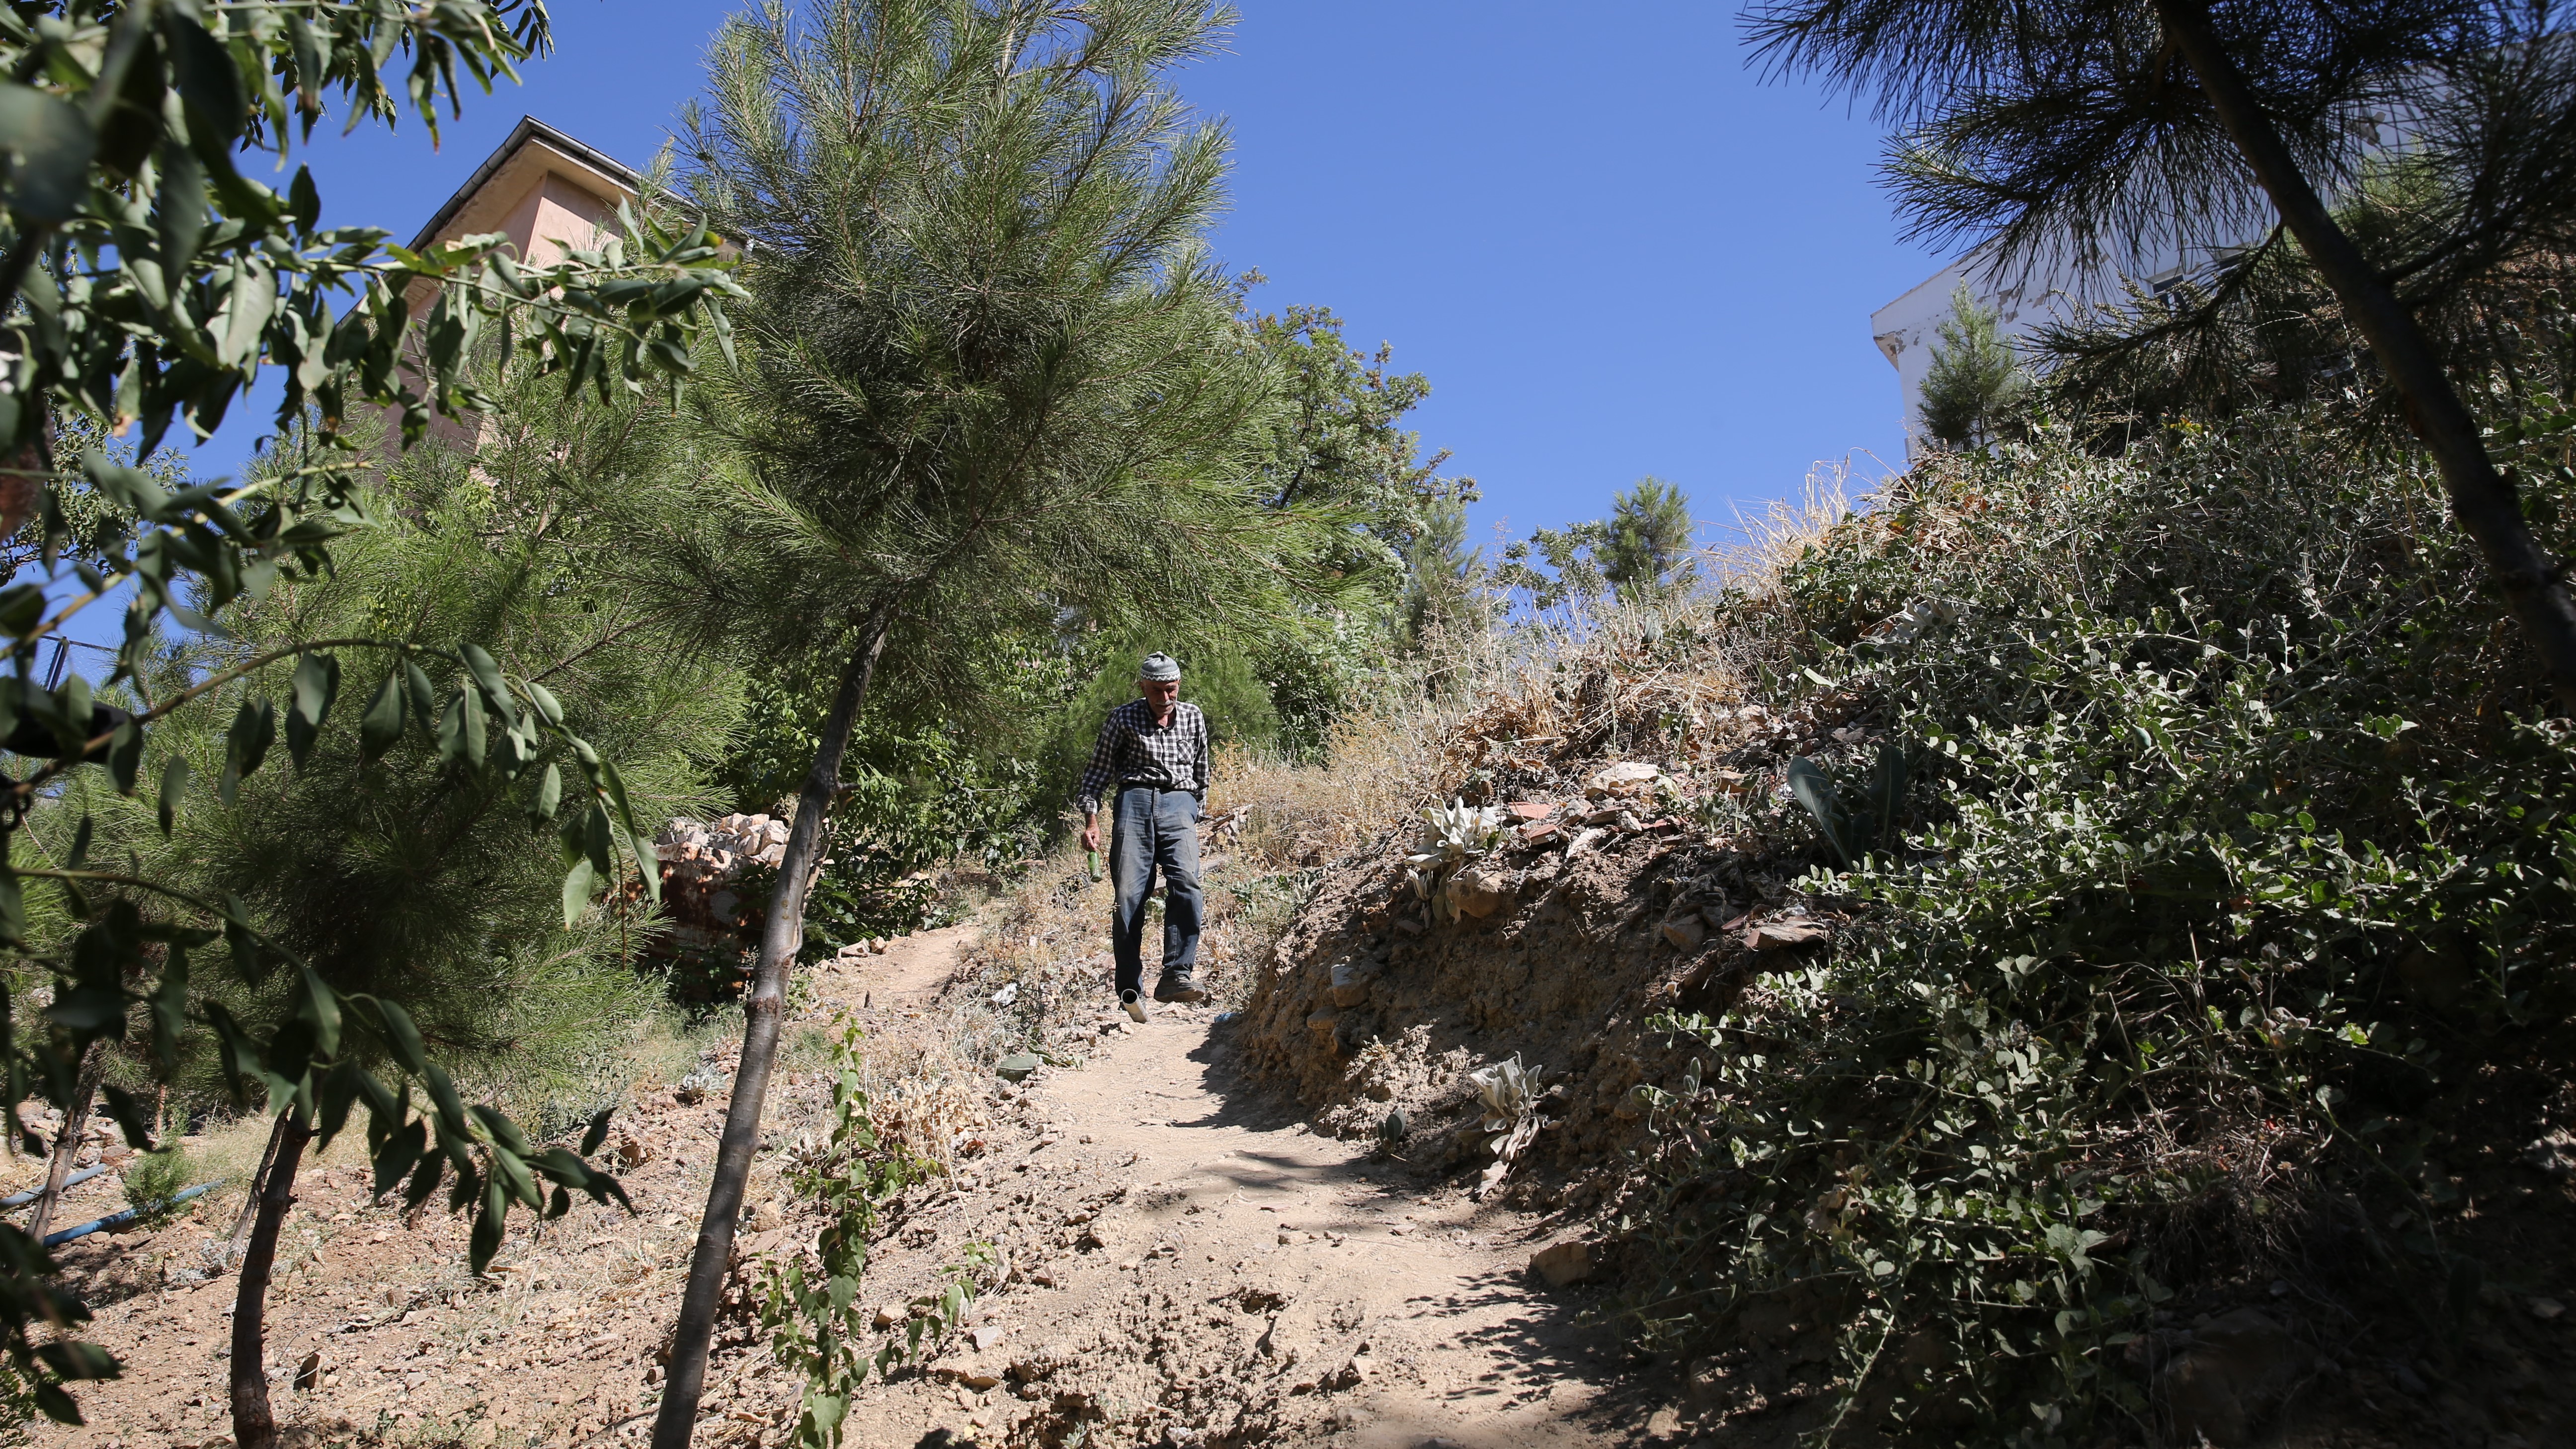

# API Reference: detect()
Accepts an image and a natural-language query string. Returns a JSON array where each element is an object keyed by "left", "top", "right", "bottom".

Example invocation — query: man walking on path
[{"left": 1077, "top": 652, "right": 1209, "bottom": 1021}]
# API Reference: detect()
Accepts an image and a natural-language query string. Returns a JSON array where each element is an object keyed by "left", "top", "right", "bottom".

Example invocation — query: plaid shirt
[{"left": 1075, "top": 699, "right": 1209, "bottom": 815}]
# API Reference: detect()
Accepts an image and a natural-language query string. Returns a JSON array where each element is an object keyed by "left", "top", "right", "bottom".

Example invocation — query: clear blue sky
[{"left": 178, "top": 0, "right": 1943, "bottom": 553}]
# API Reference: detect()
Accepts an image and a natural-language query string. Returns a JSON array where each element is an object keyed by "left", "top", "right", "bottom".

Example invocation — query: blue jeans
[{"left": 1109, "top": 786, "right": 1202, "bottom": 997}]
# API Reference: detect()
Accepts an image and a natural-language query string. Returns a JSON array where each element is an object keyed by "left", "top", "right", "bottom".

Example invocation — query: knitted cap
[{"left": 1139, "top": 651, "right": 1182, "bottom": 682}]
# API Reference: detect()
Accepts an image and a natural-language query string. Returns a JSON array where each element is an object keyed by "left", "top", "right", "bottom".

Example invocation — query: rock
[
  {"left": 2529, "top": 1297, "right": 2566, "bottom": 1321},
  {"left": 995, "top": 1053, "right": 1043, "bottom": 1083},
  {"left": 1392, "top": 915, "right": 1425, "bottom": 936},
  {"left": 1078, "top": 1225, "right": 1110, "bottom": 1251},
  {"left": 2156, "top": 1308, "right": 2301, "bottom": 1446},
  {"left": 971, "top": 1325, "right": 1005, "bottom": 1351},
  {"left": 1322, "top": 1354, "right": 1371, "bottom": 1390},
  {"left": 954, "top": 1366, "right": 1004, "bottom": 1390},
  {"left": 294, "top": 1350, "right": 322, "bottom": 1393},
  {"left": 1306, "top": 1007, "right": 1342, "bottom": 1038},
  {"left": 1329, "top": 963, "right": 1375, "bottom": 1007},
  {"left": 1530, "top": 1239, "right": 1593, "bottom": 1288},
  {"left": 1515, "top": 819, "right": 1561, "bottom": 845},
  {"left": 1662, "top": 916, "right": 1708, "bottom": 951},
  {"left": 1745, "top": 919, "right": 1828, "bottom": 951},
  {"left": 1586, "top": 762, "right": 1663, "bottom": 799},
  {"left": 1451, "top": 866, "right": 1519, "bottom": 918},
  {"left": 1505, "top": 802, "right": 1554, "bottom": 820},
  {"left": 1644, "top": 1405, "right": 1686, "bottom": 1440},
  {"left": 873, "top": 1305, "right": 901, "bottom": 1330}
]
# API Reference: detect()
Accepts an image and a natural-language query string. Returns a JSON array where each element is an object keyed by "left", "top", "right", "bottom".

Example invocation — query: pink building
[{"left": 393, "top": 117, "right": 642, "bottom": 447}]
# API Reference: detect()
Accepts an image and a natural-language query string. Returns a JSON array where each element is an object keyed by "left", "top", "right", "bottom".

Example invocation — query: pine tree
[
  {"left": 1749, "top": 0, "right": 2576, "bottom": 709},
  {"left": 1401, "top": 496, "right": 1492, "bottom": 650},
  {"left": 1602, "top": 477, "right": 1698, "bottom": 604},
  {"left": 628, "top": 4, "right": 1358, "bottom": 1440},
  {"left": 1917, "top": 284, "right": 2027, "bottom": 448}
]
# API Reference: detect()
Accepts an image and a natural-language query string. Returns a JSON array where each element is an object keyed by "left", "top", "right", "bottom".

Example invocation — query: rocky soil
[{"left": 24, "top": 919, "right": 1661, "bottom": 1449}]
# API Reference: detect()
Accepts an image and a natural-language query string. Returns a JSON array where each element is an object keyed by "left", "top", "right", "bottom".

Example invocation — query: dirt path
[
  {"left": 25, "top": 922, "right": 1652, "bottom": 1449},
  {"left": 833, "top": 933, "right": 1648, "bottom": 1449}
]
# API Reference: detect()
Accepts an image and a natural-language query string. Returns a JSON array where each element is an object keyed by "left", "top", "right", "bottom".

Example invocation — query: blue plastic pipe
[
  {"left": 1, "top": 1162, "right": 108, "bottom": 1208},
  {"left": 42, "top": 1183, "right": 218, "bottom": 1247}
]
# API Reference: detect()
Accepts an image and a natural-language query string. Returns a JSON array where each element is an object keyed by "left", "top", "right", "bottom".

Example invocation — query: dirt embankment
[{"left": 1234, "top": 779, "right": 1819, "bottom": 1219}]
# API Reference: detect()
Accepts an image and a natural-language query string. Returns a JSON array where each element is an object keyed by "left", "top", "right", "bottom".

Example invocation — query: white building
[{"left": 1869, "top": 253, "right": 2077, "bottom": 457}]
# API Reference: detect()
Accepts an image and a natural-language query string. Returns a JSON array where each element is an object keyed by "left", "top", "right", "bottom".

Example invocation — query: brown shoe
[{"left": 1153, "top": 974, "right": 1208, "bottom": 1004}]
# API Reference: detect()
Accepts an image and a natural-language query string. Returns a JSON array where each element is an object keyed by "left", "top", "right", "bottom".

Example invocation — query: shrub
[{"left": 1624, "top": 408, "right": 2576, "bottom": 1440}]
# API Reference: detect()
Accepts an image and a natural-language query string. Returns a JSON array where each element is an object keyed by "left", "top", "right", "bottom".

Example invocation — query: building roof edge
[{"left": 405, "top": 116, "right": 643, "bottom": 254}]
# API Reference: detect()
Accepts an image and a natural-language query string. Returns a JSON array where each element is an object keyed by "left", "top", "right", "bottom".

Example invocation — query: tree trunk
[
  {"left": 229, "top": 1106, "right": 312, "bottom": 1449},
  {"left": 652, "top": 602, "right": 895, "bottom": 1449},
  {"left": 26, "top": 1040, "right": 108, "bottom": 1242},
  {"left": 2154, "top": 0, "right": 2576, "bottom": 713},
  {"left": 223, "top": 1112, "right": 291, "bottom": 1271}
]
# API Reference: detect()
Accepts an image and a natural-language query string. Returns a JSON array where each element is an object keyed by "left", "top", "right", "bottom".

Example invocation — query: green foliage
[
  {"left": 1248, "top": 302, "right": 1469, "bottom": 547},
  {"left": 1499, "top": 476, "right": 1698, "bottom": 611},
  {"left": 751, "top": 1020, "right": 929, "bottom": 1448},
  {"left": 1917, "top": 285, "right": 2025, "bottom": 449},
  {"left": 0, "top": 0, "right": 738, "bottom": 462},
  {"left": 1627, "top": 404, "right": 2576, "bottom": 1440},
  {"left": 1601, "top": 476, "right": 1697, "bottom": 603},
  {"left": 1401, "top": 496, "right": 1491, "bottom": 653},
  {"left": 0, "top": 1, "right": 738, "bottom": 1418},
  {"left": 118, "top": 1142, "right": 198, "bottom": 1221}
]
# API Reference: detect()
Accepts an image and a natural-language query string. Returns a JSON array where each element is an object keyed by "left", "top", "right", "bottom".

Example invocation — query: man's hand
[{"left": 1082, "top": 814, "right": 1101, "bottom": 854}]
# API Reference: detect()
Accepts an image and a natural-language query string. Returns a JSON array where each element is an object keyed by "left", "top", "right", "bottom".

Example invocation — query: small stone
[
  {"left": 971, "top": 1325, "right": 1005, "bottom": 1351},
  {"left": 1329, "top": 963, "right": 1374, "bottom": 1007},
  {"left": 995, "top": 1053, "right": 1043, "bottom": 1083},
  {"left": 1585, "top": 762, "right": 1662, "bottom": 799},
  {"left": 873, "top": 1305, "right": 901, "bottom": 1330},
  {"left": 1530, "top": 1239, "right": 1592, "bottom": 1288},
  {"left": 1746, "top": 920, "right": 1828, "bottom": 951},
  {"left": 2529, "top": 1297, "right": 2566, "bottom": 1321},
  {"left": 1661, "top": 916, "right": 1708, "bottom": 951},
  {"left": 1515, "top": 819, "right": 1560, "bottom": 844},
  {"left": 959, "top": 1368, "right": 1003, "bottom": 1390},
  {"left": 1505, "top": 802, "right": 1553, "bottom": 820},
  {"left": 1451, "top": 866, "right": 1519, "bottom": 918},
  {"left": 1645, "top": 1405, "right": 1685, "bottom": 1440},
  {"left": 1306, "top": 1007, "right": 1341, "bottom": 1037}
]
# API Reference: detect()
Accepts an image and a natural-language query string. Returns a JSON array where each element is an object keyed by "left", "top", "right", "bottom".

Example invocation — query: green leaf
[
  {"left": 579, "top": 1106, "right": 615, "bottom": 1157},
  {"left": 469, "top": 1176, "right": 506, "bottom": 1275},
  {"left": 158, "top": 747, "right": 188, "bottom": 840},
  {"left": 297, "top": 966, "right": 341, "bottom": 1059},
  {"left": 527, "top": 762, "right": 563, "bottom": 822},
  {"left": 105, "top": 716, "right": 142, "bottom": 794},
  {"left": 523, "top": 679, "right": 564, "bottom": 727},
  {"left": 560, "top": 857, "right": 598, "bottom": 928},
  {"left": 285, "top": 652, "right": 339, "bottom": 767},
  {"left": 373, "top": 1118, "right": 426, "bottom": 1199},
  {"left": 220, "top": 699, "right": 275, "bottom": 804},
  {"left": 461, "top": 644, "right": 517, "bottom": 727},
  {"left": 0, "top": 83, "right": 96, "bottom": 222},
  {"left": 164, "top": 10, "right": 247, "bottom": 147},
  {"left": 403, "top": 659, "right": 438, "bottom": 732},
  {"left": 150, "top": 941, "right": 189, "bottom": 1064},
  {"left": 373, "top": 997, "right": 429, "bottom": 1075},
  {"left": 359, "top": 672, "right": 404, "bottom": 764}
]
